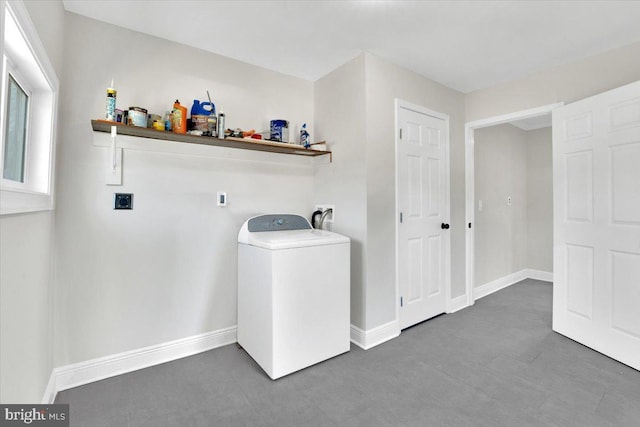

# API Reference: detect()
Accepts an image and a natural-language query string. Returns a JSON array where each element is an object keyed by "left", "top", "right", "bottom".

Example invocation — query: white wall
[
  {"left": 0, "top": 0, "right": 65, "bottom": 403},
  {"left": 466, "top": 42, "right": 640, "bottom": 122},
  {"left": 526, "top": 127, "right": 553, "bottom": 273},
  {"left": 466, "top": 43, "right": 640, "bottom": 285},
  {"left": 23, "top": 0, "right": 65, "bottom": 77},
  {"left": 474, "top": 124, "right": 553, "bottom": 286},
  {"left": 314, "top": 54, "right": 367, "bottom": 329},
  {"left": 315, "top": 52, "right": 467, "bottom": 332},
  {"left": 5, "top": 5, "right": 638, "bottom": 401},
  {"left": 53, "top": 13, "right": 315, "bottom": 366},
  {"left": 0, "top": 212, "right": 55, "bottom": 402},
  {"left": 474, "top": 124, "right": 528, "bottom": 286},
  {"left": 364, "top": 53, "right": 466, "bottom": 329}
]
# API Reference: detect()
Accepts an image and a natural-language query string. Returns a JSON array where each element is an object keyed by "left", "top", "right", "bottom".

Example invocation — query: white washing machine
[{"left": 237, "top": 214, "right": 350, "bottom": 379}]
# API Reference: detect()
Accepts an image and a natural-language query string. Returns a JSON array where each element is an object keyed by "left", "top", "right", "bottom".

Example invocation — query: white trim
[
  {"left": 394, "top": 98, "right": 401, "bottom": 339},
  {"left": 464, "top": 123, "right": 475, "bottom": 308},
  {"left": 0, "top": 187, "right": 53, "bottom": 214},
  {"left": 473, "top": 269, "right": 554, "bottom": 301},
  {"left": 42, "top": 326, "right": 237, "bottom": 404},
  {"left": 350, "top": 325, "right": 366, "bottom": 349},
  {"left": 447, "top": 294, "right": 469, "bottom": 313},
  {"left": 41, "top": 371, "right": 57, "bottom": 404},
  {"left": 466, "top": 103, "right": 565, "bottom": 131},
  {"left": 395, "top": 98, "right": 452, "bottom": 330},
  {"left": 525, "top": 269, "right": 553, "bottom": 282},
  {"left": 464, "top": 103, "right": 563, "bottom": 305},
  {"left": 474, "top": 269, "right": 529, "bottom": 300},
  {"left": 0, "top": 0, "right": 59, "bottom": 215},
  {"left": 350, "top": 321, "right": 400, "bottom": 350}
]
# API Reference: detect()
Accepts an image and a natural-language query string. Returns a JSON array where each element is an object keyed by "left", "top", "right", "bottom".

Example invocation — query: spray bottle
[
  {"left": 300, "top": 123, "right": 310, "bottom": 148},
  {"left": 105, "top": 79, "right": 116, "bottom": 121}
]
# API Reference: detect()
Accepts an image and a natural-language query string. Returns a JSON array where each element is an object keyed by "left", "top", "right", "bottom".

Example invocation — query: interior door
[
  {"left": 552, "top": 80, "right": 640, "bottom": 370},
  {"left": 398, "top": 104, "right": 449, "bottom": 330}
]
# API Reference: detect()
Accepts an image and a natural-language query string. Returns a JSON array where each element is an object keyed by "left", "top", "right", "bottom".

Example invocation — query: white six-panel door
[
  {"left": 553, "top": 80, "right": 640, "bottom": 370},
  {"left": 397, "top": 103, "right": 450, "bottom": 330}
]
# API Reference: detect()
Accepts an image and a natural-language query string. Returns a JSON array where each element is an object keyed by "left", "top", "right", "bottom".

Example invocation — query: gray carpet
[{"left": 55, "top": 279, "right": 640, "bottom": 426}]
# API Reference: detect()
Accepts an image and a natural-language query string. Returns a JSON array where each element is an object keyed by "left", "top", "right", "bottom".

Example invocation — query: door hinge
[
  {"left": 400, "top": 212, "right": 403, "bottom": 223},
  {"left": 399, "top": 128, "right": 403, "bottom": 139},
  {"left": 400, "top": 296, "right": 404, "bottom": 307}
]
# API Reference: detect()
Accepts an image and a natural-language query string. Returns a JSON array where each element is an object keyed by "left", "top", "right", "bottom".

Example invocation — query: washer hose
[{"left": 311, "top": 210, "right": 323, "bottom": 228}]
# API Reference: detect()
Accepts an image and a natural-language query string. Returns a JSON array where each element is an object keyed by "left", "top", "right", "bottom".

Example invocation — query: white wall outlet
[
  {"left": 508, "top": 196, "right": 512, "bottom": 206},
  {"left": 217, "top": 192, "right": 227, "bottom": 207},
  {"left": 315, "top": 204, "right": 335, "bottom": 223}
]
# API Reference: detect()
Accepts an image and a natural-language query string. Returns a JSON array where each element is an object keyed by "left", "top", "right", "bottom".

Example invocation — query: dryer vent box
[{"left": 114, "top": 193, "right": 133, "bottom": 210}]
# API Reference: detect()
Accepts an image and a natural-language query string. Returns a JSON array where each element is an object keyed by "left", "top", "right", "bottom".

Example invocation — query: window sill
[{"left": 0, "top": 187, "right": 53, "bottom": 215}]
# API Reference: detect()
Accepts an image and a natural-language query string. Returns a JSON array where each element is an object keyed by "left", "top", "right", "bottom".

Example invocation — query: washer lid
[
  {"left": 247, "top": 214, "right": 311, "bottom": 232},
  {"left": 238, "top": 214, "right": 349, "bottom": 249},
  {"left": 243, "top": 229, "right": 349, "bottom": 250}
]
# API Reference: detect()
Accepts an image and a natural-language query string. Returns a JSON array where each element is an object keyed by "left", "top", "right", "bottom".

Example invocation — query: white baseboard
[
  {"left": 474, "top": 269, "right": 529, "bottom": 300},
  {"left": 41, "top": 267, "right": 554, "bottom": 404},
  {"left": 43, "top": 326, "right": 237, "bottom": 404},
  {"left": 350, "top": 320, "right": 400, "bottom": 350},
  {"left": 41, "top": 371, "right": 57, "bottom": 404},
  {"left": 447, "top": 294, "right": 470, "bottom": 313},
  {"left": 525, "top": 269, "right": 553, "bottom": 282},
  {"left": 474, "top": 269, "right": 554, "bottom": 301}
]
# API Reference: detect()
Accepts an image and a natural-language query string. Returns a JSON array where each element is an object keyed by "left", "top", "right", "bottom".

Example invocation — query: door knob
[{"left": 441, "top": 223, "right": 450, "bottom": 229}]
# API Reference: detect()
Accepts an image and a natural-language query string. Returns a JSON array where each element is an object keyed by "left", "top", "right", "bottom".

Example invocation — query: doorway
[{"left": 465, "top": 103, "right": 563, "bottom": 306}]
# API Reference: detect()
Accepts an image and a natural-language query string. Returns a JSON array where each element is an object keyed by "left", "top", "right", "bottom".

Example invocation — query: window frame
[{"left": 0, "top": 0, "right": 59, "bottom": 215}]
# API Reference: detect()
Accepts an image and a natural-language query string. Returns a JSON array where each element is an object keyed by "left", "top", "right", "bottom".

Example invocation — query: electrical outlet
[
  {"left": 508, "top": 196, "right": 512, "bottom": 206},
  {"left": 217, "top": 192, "right": 227, "bottom": 207},
  {"left": 315, "top": 204, "right": 335, "bottom": 223},
  {"left": 114, "top": 193, "right": 133, "bottom": 210}
]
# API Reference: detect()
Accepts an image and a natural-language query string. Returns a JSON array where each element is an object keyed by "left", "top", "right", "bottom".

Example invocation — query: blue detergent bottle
[
  {"left": 191, "top": 100, "right": 215, "bottom": 116},
  {"left": 191, "top": 100, "right": 216, "bottom": 133}
]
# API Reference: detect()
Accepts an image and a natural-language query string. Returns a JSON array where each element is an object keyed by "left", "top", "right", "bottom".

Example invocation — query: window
[
  {"left": 4, "top": 73, "right": 29, "bottom": 183},
  {"left": 0, "top": 0, "right": 58, "bottom": 214}
]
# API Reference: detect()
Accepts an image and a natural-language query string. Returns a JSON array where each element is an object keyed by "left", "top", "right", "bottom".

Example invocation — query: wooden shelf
[{"left": 91, "top": 120, "right": 331, "bottom": 161}]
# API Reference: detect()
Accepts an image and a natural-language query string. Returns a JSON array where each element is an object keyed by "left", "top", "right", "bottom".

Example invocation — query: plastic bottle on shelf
[
  {"left": 300, "top": 123, "right": 310, "bottom": 148},
  {"left": 172, "top": 100, "right": 187, "bottom": 134},
  {"left": 217, "top": 107, "right": 225, "bottom": 139},
  {"left": 105, "top": 79, "right": 116, "bottom": 121},
  {"left": 191, "top": 100, "right": 215, "bottom": 134}
]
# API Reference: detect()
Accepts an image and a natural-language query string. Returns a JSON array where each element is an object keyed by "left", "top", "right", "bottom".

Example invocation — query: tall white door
[
  {"left": 397, "top": 103, "right": 450, "bottom": 330},
  {"left": 553, "top": 80, "right": 640, "bottom": 370}
]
